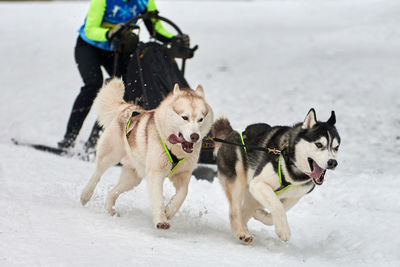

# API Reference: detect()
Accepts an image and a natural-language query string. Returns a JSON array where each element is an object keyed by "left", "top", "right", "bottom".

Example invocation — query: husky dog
[
  {"left": 80, "top": 78, "right": 213, "bottom": 229},
  {"left": 213, "top": 109, "right": 340, "bottom": 243}
]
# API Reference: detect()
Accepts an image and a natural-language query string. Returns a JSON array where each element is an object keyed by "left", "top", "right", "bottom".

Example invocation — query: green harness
[
  {"left": 161, "top": 139, "right": 186, "bottom": 177},
  {"left": 239, "top": 132, "right": 292, "bottom": 193},
  {"left": 126, "top": 112, "right": 185, "bottom": 177}
]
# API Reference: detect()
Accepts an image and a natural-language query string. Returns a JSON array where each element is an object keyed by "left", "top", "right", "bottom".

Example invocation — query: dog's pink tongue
[
  {"left": 167, "top": 134, "right": 184, "bottom": 144},
  {"left": 307, "top": 161, "right": 325, "bottom": 179}
]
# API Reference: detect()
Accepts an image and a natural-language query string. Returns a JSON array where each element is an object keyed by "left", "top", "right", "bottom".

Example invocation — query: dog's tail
[
  {"left": 94, "top": 78, "right": 127, "bottom": 129},
  {"left": 212, "top": 116, "right": 234, "bottom": 156}
]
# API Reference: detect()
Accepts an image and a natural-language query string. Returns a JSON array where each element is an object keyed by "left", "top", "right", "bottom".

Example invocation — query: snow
[{"left": 1, "top": 0, "right": 400, "bottom": 266}]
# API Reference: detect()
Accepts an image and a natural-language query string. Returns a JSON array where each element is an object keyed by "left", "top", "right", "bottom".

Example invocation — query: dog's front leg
[
  {"left": 249, "top": 176, "right": 291, "bottom": 241},
  {"left": 146, "top": 171, "right": 169, "bottom": 230},
  {"left": 254, "top": 209, "right": 273, "bottom": 226},
  {"left": 281, "top": 197, "right": 301, "bottom": 212},
  {"left": 165, "top": 172, "right": 191, "bottom": 220},
  {"left": 253, "top": 197, "right": 301, "bottom": 226}
]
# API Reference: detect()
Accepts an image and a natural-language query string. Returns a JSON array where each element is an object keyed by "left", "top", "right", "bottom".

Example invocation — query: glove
[
  {"left": 106, "top": 23, "right": 124, "bottom": 40},
  {"left": 169, "top": 33, "right": 194, "bottom": 59},
  {"left": 108, "top": 24, "right": 139, "bottom": 53},
  {"left": 171, "top": 34, "right": 190, "bottom": 49}
]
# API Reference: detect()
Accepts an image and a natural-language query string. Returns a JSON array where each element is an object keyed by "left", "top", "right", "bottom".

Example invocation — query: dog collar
[{"left": 161, "top": 138, "right": 186, "bottom": 177}]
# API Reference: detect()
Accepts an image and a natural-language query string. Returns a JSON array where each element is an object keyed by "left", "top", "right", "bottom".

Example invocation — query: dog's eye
[
  {"left": 333, "top": 146, "right": 339, "bottom": 152},
  {"left": 181, "top": 116, "right": 189, "bottom": 121},
  {"left": 315, "top": 142, "right": 323, "bottom": 149},
  {"left": 198, "top": 118, "right": 203, "bottom": 123}
]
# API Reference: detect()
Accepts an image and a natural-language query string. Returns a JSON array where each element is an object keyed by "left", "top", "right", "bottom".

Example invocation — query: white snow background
[{"left": 1, "top": 0, "right": 399, "bottom": 266}]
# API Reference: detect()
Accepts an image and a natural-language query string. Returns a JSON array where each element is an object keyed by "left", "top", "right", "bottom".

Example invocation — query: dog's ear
[
  {"left": 327, "top": 110, "right": 336, "bottom": 125},
  {"left": 302, "top": 108, "right": 317, "bottom": 129},
  {"left": 173, "top": 83, "right": 180, "bottom": 95},
  {"left": 195, "top": 84, "right": 205, "bottom": 98}
]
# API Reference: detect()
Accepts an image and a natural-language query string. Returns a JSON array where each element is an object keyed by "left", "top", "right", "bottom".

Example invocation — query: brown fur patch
[
  {"left": 212, "top": 118, "right": 233, "bottom": 140},
  {"left": 127, "top": 116, "right": 141, "bottom": 148}
]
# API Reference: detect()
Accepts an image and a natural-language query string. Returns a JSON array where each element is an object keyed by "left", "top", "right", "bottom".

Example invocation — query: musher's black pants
[{"left": 62, "top": 36, "right": 128, "bottom": 143}]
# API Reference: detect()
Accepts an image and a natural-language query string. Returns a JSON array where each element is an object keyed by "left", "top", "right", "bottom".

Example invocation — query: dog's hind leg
[
  {"left": 80, "top": 161, "right": 114, "bottom": 206},
  {"left": 242, "top": 191, "right": 261, "bottom": 225},
  {"left": 105, "top": 166, "right": 142, "bottom": 216},
  {"left": 222, "top": 169, "right": 253, "bottom": 244},
  {"left": 165, "top": 172, "right": 191, "bottom": 220},
  {"left": 80, "top": 137, "right": 122, "bottom": 206}
]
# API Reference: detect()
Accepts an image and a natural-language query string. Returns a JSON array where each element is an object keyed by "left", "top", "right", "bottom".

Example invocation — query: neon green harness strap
[
  {"left": 161, "top": 138, "right": 186, "bottom": 177},
  {"left": 275, "top": 156, "right": 293, "bottom": 193},
  {"left": 126, "top": 118, "right": 132, "bottom": 137},
  {"left": 278, "top": 156, "right": 282, "bottom": 184},
  {"left": 239, "top": 132, "right": 247, "bottom": 153}
]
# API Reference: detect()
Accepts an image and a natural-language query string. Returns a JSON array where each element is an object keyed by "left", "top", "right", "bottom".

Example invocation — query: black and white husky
[{"left": 212, "top": 109, "right": 340, "bottom": 244}]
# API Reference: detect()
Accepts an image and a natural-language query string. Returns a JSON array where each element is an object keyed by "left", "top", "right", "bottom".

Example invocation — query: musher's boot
[
  {"left": 57, "top": 133, "right": 76, "bottom": 149},
  {"left": 83, "top": 121, "right": 103, "bottom": 153}
]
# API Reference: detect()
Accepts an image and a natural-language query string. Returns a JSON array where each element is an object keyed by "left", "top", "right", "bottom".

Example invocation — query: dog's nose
[
  {"left": 190, "top": 133, "right": 200, "bottom": 142},
  {"left": 327, "top": 159, "right": 338, "bottom": 169}
]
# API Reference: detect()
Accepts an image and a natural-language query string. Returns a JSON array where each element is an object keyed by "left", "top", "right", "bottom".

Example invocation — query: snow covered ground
[{"left": 1, "top": 0, "right": 400, "bottom": 266}]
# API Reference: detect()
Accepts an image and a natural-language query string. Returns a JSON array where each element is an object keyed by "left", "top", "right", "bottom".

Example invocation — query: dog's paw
[
  {"left": 107, "top": 208, "right": 120, "bottom": 217},
  {"left": 156, "top": 222, "right": 170, "bottom": 230},
  {"left": 237, "top": 233, "right": 254, "bottom": 244},
  {"left": 275, "top": 224, "right": 291, "bottom": 242},
  {"left": 80, "top": 189, "right": 94, "bottom": 206},
  {"left": 165, "top": 205, "right": 177, "bottom": 220}
]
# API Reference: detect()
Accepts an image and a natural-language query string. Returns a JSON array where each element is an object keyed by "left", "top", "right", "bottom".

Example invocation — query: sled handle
[
  {"left": 123, "top": 12, "right": 183, "bottom": 36},
  {"left": 123, "top": 12, "right": 196, "bottom": 75},
  {"left": 181, "top": 45, "right": 198, "bottom": 75}
]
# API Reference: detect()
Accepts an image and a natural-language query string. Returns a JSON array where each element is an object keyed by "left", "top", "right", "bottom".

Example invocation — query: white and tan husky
[{"left": 80, "top": 78, "right": 213, "bottom": 229}]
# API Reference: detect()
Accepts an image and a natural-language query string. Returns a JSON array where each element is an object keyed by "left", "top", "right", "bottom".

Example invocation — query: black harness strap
[
  {"left": 214, "top": 134, "right": 292, "bottom": 193},
  {"left": 126, "top": 111, "right": 141, "bottom": 138},
  {"left": 169, "top": 148, "right": 183, "bottom": 170},
  {"left": 213, "top": 137, "right": 268, "bottom": 153}
]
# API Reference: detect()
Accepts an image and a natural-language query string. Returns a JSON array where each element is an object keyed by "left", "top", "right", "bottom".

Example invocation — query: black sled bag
[{"left": 124, "top": 41, "right": 189, "bottom": 109}]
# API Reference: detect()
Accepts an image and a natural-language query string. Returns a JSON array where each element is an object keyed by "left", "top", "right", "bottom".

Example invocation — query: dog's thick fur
[
  {"left": 80, "top": 78, "right": 213, "bottom": 229},
  {"left": 213, "top": 109, "right": 340, "bottom": 243}
]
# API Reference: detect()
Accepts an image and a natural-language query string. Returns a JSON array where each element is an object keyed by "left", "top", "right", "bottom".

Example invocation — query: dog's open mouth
[
  {"left": 306, "top": 158, "right": 326, "bottom": 185},
  {"left": 167, "top": 133, "right": 194, "bottom": 153}
]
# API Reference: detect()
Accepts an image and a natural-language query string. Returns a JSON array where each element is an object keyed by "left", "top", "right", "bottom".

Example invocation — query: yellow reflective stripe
[
  {"left": 274, "top": 184, "right": 293, "bottom": 194},
  {"left": 168, "top": 158, "right": 186, "bottom": 177},
  {"left": 239, "top": 132, "right": 247, "bottom": 153},
  {"left": 160, "top": 138, "right": 186, "bottom": 177},
  {"left": 101, "top": 22, "right": 118, "bottom": 29},
  {"left": 126, "top": 118, "right": 132, "bottom": 137},
  {"left": 275, "top": 156, "right": 292, "bottom": 194},
  {"left": 278, "top": 156, "right": 282, "bottom": 184},
  {"left": 161, "top": 138, "right": 174, "bottom": 163}
]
